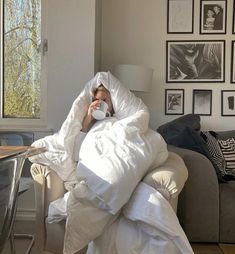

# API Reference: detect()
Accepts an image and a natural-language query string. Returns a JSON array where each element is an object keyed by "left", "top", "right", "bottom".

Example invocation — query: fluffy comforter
[{"left": 30, "top": 72, "right": 193, "bottom": 254}]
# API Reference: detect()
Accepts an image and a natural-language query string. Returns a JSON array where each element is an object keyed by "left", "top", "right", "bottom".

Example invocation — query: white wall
[
  {"left": 47, "top": 0, "right": 97, "bottom": 131},
  {"left": 101, "top": 0, "right": 235, "bottom": 131},
  {"left": 17, "top": 0, "right": 100, "bottom": 220}
]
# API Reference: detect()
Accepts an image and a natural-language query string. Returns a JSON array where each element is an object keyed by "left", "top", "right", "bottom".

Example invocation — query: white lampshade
[{"left": 112, "top": 64, "right": 153, "bottom": 92}]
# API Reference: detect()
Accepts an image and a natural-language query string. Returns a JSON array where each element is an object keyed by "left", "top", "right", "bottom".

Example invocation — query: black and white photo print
[
  {"left": 193, "top": 89, "right": 212, "bottom": 115},
  {"left": 200, "top": 0, "right": 227, "bottom": 34},
  {"left": 165, "top": 89, "right": 184, "bottom": 115},
  {"left": 166, "top": 40, "right": 225, "bottom": 83},
  {"left": 221, "top": 90, "right": 235, "bottom": 116}
]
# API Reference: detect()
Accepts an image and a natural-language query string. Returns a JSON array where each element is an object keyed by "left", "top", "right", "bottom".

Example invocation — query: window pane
[{"left": 3, "top": 0, "right": 41, "bottom": 119}]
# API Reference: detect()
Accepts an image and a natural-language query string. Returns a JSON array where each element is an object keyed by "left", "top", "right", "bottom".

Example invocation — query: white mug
[{"left": 92, "top": 100, "right": 109, "bottom": 120}]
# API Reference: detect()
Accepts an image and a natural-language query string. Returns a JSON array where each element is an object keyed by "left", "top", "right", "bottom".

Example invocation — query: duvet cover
[{"left": 30, "top": 72, "right": 193, "bottom": 254}]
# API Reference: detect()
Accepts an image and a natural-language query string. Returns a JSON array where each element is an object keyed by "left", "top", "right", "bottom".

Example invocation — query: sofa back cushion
[{"left": 217, "top": 130, "right": 235, "bottom": 140}]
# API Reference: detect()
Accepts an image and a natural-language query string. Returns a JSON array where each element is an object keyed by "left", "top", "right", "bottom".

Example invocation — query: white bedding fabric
[
  {"left": 87, "top": 183, "right": 193, "bottom": 254},
  {"left": 77, "top": 117, "right": 168, "bottom": 214},
  {"left": 30, "top": 72, "right": 193, "bottom": 254}
]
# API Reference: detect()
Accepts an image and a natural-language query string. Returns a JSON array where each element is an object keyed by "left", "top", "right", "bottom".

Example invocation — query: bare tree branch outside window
[{"left": 3, "top": 0, "right": 41, "bottom": 119}]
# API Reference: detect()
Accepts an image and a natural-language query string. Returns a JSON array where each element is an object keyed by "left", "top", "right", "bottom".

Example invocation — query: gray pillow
[{"left": 157, "top": 114, "right": 201, "bottom": 143}]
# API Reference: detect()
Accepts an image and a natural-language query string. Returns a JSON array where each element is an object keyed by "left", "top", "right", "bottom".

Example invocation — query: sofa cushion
[
  {"left": 217, "top": 130, "right": 235, "bottom": 140},
  {"left": 157, "top": 114, "right": 201, "bottom": 143},
  {"left": 219, "top": 181, "right": 235, "bottom": 242},
  {"left": 162, "top": 127, "right": 225, "bottom": 182}
]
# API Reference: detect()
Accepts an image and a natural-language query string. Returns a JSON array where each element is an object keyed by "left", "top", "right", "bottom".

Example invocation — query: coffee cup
[{"left": 92, "top": 100, "right": 109, "bottom": 120}]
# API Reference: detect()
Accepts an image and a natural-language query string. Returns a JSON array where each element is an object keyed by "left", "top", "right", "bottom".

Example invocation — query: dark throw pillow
[
  {"left": 157, "top": 114, "right": 201, "bottom": 143},
  {"left": 168, "top": 126, "right": 209, "bottom": 157}
]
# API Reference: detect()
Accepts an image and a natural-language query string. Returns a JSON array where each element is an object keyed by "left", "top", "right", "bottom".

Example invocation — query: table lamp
[{"left": 112, "top": 64, "right": 153, "bottom": 92}]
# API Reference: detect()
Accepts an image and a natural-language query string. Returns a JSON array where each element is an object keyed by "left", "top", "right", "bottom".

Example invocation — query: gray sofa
[{"left": 160, "top": 116, "right": 235, "bottom": 243}]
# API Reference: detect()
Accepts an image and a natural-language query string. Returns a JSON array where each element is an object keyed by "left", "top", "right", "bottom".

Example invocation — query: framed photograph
[
  {"left": 221, "top": 90, "right": 235, "bottom": 116},
  {"left": 166, "top": 40, "right": 225, "bottom": 83},
  {"left": 200, "top": 0, "right": 227, "bottom": 34},
  {"left": 165, "top": 89, "right": 184, "bottom": 115},
  {"left": 231, "top": 41, "right": 235, "bottom": 83},
  {"left": 193, "top": 89, "right": 212, "bottom": 115},
  {"left": 167, "top": 0, "right": 194, "bottom": 33}
]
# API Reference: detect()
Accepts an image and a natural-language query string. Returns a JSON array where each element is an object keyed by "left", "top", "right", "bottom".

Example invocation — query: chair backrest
[
  {"left": 0, "top": 132, "right": 34, "bottom": 177},
  {"left": 0, "top": 134, "right": 24, "bottom": 146},
  {"left": 0, "top": 153, "right": 27, "bottom": 253}
]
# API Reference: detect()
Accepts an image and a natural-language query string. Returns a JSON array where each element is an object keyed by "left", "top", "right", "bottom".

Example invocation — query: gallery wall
[{"left": 101, "top": 0, "right": 235, "bottom": 131}]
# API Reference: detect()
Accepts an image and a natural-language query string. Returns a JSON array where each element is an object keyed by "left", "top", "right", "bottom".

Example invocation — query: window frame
[{"left": 0, "top": 0, "right": 47, "bottom": 129}]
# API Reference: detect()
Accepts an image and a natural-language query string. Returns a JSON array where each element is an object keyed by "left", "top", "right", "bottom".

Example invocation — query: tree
[{"left": 3, "top": 0, "right": 41, "bottom": 118}]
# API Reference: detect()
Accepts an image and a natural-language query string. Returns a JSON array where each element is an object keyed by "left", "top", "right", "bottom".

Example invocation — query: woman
[{"left": 82, "top": 85, "right": 114, "bottom": 132}]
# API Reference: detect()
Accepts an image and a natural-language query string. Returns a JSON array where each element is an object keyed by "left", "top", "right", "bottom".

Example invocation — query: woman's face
[{"left": 94, "top": 87, "right": 113, "bottom": 114}]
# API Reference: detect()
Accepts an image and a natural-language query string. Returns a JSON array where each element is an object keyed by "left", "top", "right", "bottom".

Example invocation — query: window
[{"left": 0, "top": 0, "right": 47, "bottom": 128}]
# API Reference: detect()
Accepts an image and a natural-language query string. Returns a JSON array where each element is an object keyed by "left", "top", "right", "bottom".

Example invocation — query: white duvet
[{"left": 30, "top": 72, "right": 193, "bottom": 254}]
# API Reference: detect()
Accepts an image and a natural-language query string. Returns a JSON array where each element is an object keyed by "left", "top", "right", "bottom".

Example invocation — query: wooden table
[
  {"left": 0, "top": 146, "right": 46, "bottom": 160},
  {"left": 0, "top": 146, "right": 46, "bottom": 254}
]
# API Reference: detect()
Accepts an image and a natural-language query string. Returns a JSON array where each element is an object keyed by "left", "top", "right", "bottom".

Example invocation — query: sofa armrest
[
  {"left": 143, "top": 152, "right": 188, "bottom": 212},
  {"left": 31, "top": 163, "right": 66, "bottom": 214},
  {"left": 168, "top": 145, "right": 219, "bottom": 242},
  {"left": 30, "top": 163, "right": 66, "bottom": 251}
]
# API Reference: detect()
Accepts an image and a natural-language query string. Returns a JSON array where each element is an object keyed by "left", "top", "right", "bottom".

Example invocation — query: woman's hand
[
  {"left": 87, "top": 100, "right": 101, "bottom": 116},
  {"left": 81, "top": 100, "right": 101, "bottom": 132}
]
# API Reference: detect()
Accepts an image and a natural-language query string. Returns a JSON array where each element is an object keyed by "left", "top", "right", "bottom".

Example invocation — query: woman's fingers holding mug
[
  {"left": 91, "top": 100, "right": 101, "bottom": 110},
  {"left": 88, "top": 100, "right": 101, "bottom": 115},
  {"left": 92, "top": 99, "right": 101, "bottom": 106}
]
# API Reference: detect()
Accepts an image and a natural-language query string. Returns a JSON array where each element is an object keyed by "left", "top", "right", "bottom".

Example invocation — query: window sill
[{"left": 0, "top": 126, "right": 53, "bottom": 133}]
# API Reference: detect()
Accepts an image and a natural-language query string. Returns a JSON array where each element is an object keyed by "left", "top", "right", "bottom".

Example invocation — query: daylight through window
[{"left": 2, "top": 0, "right": 43, "bottom": 120}]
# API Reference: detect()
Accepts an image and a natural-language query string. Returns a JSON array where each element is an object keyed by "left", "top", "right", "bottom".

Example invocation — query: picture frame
[
  {"left": 200, "top": 0, "right": 227, "bottom": 34},
  {"left": 232, "top": 0, "right": 235, "bottom": 34},
  {"left": 165, "top": 89, "right": 184, "bottom": 115},
  {"left": 231, "top": 41, "right": 235, "bottom": 83},
  {"left": 221, "top": 90, "right": 235, "bottom": 116},
  {"left": 167, "top": 0, "right": 194, "bottom": 34},
  {"left": 193, "top": 89, "right": 212, "bottom": 115},
  {"left": 166, "top": 40, "right": 225, "bottom": 83}
]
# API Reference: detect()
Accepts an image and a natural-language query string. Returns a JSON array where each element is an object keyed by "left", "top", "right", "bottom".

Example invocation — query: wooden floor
[
  {"left": 220, "top": 244, "right": 235, "bottom": 254},
  {"left": 192, "top": 243, "right": 235, "bottom": 254},
  {"left": 3, "top": 242, "right": 235, "bottom": 254},
  {"left": 3, "top": 241, "right": 235, "bottom": 254},
  {"left": 2, "top": 221, "right": 235, "bottom": 254}
]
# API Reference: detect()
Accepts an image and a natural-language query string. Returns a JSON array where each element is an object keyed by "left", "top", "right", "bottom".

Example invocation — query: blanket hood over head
[{"left": 30, "top": 72, "right": 151, "bottom": 182}]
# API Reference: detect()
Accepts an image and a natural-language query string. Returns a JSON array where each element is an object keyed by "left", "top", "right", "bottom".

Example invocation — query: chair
[
  {"left": 0, "top": 150, "right": 33, "bottom": 254},
  {"left": 0, "top": 132, "right": 35, "bottom": 254},
  {"left": 0, "top": 132, "right": 34, "bottom": 177},
  {"left": 31, "top": 151, "right": 188, "bottom": 254}
]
